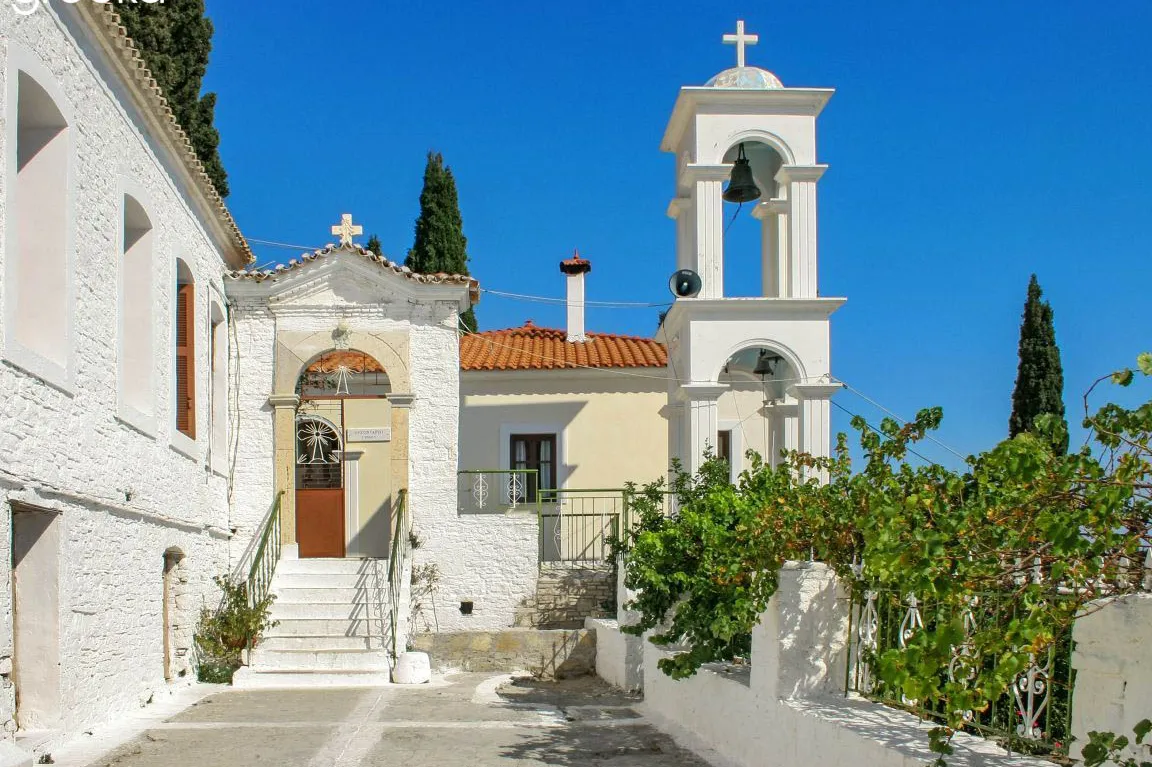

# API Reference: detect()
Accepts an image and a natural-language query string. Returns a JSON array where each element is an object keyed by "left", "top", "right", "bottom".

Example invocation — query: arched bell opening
[
  {"left": 292, "top": 349, "right": 395, "bottom": 559},
  {"left": 716, "top": 344, "right": 800, "bottom": 473},
  {"left": 720, "top": 140, "right": 787, "bottom": 298}
]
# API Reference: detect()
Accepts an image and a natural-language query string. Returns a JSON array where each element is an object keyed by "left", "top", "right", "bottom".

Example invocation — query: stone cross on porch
[
  {"left": 331, "top": 213, "right": 363, "bottom": 247},
  {"left": 723, "top": 19, "right": 759, "bottom": 68}
]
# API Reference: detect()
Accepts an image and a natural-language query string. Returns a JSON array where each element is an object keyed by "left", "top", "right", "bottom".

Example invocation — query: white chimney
[{"left": 560, "top": 250, "right": 592, "bottom": 343}]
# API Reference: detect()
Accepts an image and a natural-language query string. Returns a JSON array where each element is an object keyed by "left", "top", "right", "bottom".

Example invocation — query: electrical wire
[
  {"left": 480, "top": 288, "right": 671, "bottom": 309},
  {"left": 830, "top": 399, "right": 937, "bottom": 465},
  {"left": 832, "top": 378, "right": 968, "bottom": 461},
  {"left": 247, "top": 237, "right": 326, "bottom": 251}
]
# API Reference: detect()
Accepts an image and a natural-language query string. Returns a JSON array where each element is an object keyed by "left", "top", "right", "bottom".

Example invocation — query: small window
[
  {"left": 717, "top": 430, "right": 732, "bottom": 466},
  {"left": 510, "top": 434, "right": 556, "bottom": 502},
  {"left": 175, "top": 262, "right": 196, "bottom": 439}
]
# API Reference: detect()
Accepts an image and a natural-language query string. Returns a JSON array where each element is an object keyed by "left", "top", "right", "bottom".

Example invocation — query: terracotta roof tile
[
  {"left": 461, "top": 321, "right": 667, "bottom": 371},
  {"left": 226, "top": 243, "right": 480, "bottom": 302}
]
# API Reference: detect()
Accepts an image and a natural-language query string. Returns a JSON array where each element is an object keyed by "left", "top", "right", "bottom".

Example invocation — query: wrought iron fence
[
  {"left": 846, "top": 587, "right": 1076, "bottom": 757},
  {"left": 457, "top": 469, "right": 542, "bottom": 514},
  {"left": 540, "top": 490, "right": 626, "bottom": 563}
]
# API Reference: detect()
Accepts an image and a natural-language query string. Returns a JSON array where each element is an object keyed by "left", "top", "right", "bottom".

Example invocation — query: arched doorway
[{"left": 294, "top": 350, "right": 392, "bottom": 558}]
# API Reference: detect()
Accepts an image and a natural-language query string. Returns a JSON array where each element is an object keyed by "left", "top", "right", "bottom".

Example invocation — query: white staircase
[{"left": 233, "top": 556, "right": 394, "bottom": 688}]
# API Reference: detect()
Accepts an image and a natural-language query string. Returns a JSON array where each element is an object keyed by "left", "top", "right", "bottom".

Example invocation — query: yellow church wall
[
  {"left": 459, "top": 370, "right": 669, "bottom": 491},
  {"left": 344, "top": 398, "right": 393, "bottom": 557}
]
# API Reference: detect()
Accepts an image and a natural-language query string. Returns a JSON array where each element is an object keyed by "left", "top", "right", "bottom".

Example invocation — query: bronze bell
[
  {"left": 753, "top": 350, "right": 783, "bottom": 378},
  {"left": 723, "top": 143, "right": 761, "bottom": 204}
]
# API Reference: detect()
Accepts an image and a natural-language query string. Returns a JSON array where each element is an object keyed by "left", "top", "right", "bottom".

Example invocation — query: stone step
[
  {"left": 259, "top": 634, "right": 381, "bottom": 651},
  {"left": 267, "top": 618, "right": 379, "bottom": 637},
  {"left": 270, "top": 601, "right": 374, "bottom": 620},
  {"left": 273, "top": 587, "right": 377, "bottom": 603},
  {"left": 276, "top": 558, "right": 387, "bottom": 575},
  {"left": 274, "top": 572, "right": 374, "bottom": 589},
  {"left": 232, "top": 668, "right": 391, "bottom": 689},
  {"left": 249, "top": 648, "right": 391, "bottom": 672}
]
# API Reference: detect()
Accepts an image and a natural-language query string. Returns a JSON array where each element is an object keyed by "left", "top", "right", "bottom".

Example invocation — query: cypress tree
[
  {"left": 1008, "top": 274, "right": 1067, "bottom": 452},
  {"left": 407, "top": 151, "right": 476, "bottom": 331},
  {"left": 116, "top": 1, "right": 230, "bottom": 197},
  {"left": 365, "top": 234, "right": 383, "bottom": 257}
]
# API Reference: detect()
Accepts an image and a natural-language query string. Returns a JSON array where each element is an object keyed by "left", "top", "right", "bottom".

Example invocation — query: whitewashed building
[{"left": 0, "top": 5, "right": 841, "bottom": 762}]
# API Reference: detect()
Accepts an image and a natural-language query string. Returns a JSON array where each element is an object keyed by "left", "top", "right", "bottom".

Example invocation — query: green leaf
[
  {"left": 1113, "top": 369, "right": 1135, "bottom": 387},
  {"left": 1139, "top": 352, "right": 1152, "bottom": 376},
  {"left": 1135, "top": 718, "right": 1152, "bottom": 744},
  {"left": 1081, "top": 741, "right": 1107, "bottom": 766}
]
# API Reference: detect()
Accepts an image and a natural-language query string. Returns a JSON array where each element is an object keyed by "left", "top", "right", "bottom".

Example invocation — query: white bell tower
[{"left": 661, "top": 20, "right": 846, "bottom": 479}]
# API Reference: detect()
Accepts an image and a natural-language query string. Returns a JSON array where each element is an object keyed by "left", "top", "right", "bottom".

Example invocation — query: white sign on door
[{"left": 346, "top": 427, "right": 391, "bottom": 443}]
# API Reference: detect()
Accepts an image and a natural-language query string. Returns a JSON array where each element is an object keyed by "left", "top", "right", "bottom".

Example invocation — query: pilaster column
[
  {"left": 666, "top": 197, "right": 693, "bottom": 273},
  {"left": 685, "top": 164, "right": 731, "bottom": 299},
  {"left": 751, "top": 198, "right": 790, "bottom": 298},
  {"left": 665, "top": 400, "right": 686, "bottom": 481},
  {"left": 790, "top": 382, "right": 843, "bottom": 483},
  {"left": 387, "top": 394, "right": 414, "bottom": 503},
  {"left": 680, "top": 383, "right": 728, "bottom": 474},
  {"left": 775, "top": 165, "right": 828, "bottom": 299},
  {"left": 268, "top": 393, "right": 299, "bottom": 545},
  {"left": 763, "top": 400, "right": 799, "bottom": 468}
]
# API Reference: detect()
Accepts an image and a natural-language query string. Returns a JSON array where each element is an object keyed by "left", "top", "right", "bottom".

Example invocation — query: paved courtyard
[{"left": 71, "top": 674, "right": 713, "bottom": 767}]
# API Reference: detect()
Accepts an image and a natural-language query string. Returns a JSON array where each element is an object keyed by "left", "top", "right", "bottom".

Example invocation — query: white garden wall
[
  {"left": 604, "top": 563, "right": 1051, "bottom": 767},
  {"left": 1072, "top": 593, "right": 1152, "bottom": 764}
]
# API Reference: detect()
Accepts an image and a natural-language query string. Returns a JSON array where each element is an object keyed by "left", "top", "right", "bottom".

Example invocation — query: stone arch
[
  {"left": 162, "top": 547, "right": 191, "bottom": 681},
  {"left": 273, "top": 332, "right": 410, "bottom": 396},
  {"left": 712, "top": 128, "right": 796, "bottom": 167}
]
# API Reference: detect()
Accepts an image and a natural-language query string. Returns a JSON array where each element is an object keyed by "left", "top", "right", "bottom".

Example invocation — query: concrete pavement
[{"left": 58, "top": 674, "right": 714, "bottom": 767}]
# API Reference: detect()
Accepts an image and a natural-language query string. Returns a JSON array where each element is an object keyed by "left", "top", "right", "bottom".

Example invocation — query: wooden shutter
[{"left": 175, "top": 283, "right": 196, "bottom": 439}]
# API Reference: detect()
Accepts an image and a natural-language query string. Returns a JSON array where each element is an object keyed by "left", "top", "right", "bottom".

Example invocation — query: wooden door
[
  {"left": 295, "top": 411, "right": 345, "bottom": 558},
  {"left": 297, "top": 489, "right": 344, "bottom": 558}
]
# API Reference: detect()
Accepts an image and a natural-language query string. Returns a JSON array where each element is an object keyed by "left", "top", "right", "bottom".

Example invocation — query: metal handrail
[
  {"left": 246, "top": 490, "right": 285, "bottom": 611},
  {"left": 387, "top": 488, "right": 410, "bottom": 659},
  {"left": 457, "top": 469, "right": 542, "bottom": 513}
]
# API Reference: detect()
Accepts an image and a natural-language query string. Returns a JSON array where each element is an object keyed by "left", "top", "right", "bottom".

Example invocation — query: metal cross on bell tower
[{"left": 722, "top": 19, "right": 759, "bottom": 68}]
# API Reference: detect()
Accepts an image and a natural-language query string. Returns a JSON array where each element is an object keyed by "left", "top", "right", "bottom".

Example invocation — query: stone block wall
[
  {"left": 514, "top": 564, "right": 615, "bottom": 629},
  {"left": 411, "top": 628, "right": 596, "bottom": 679}
]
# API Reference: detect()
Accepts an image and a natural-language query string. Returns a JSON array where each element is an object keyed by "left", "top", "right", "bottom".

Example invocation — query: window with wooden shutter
[{"left": 175, "top": 282, "right": 196, "bottom": 439}]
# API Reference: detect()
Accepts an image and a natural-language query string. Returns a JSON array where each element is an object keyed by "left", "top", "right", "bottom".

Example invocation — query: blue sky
[{"left": 203, "top": 0, "right": 1151, "bottom": 466}]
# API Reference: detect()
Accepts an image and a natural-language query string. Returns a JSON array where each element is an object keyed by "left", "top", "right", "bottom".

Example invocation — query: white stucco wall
[
  {"left": 1072, "top": 593, "right": 1152, "bottom": 764},
  {"left": 0, "top": 9, "right": 235, "bottom": 747}
]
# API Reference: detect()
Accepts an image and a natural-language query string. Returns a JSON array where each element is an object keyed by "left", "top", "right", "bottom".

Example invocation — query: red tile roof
[{"left": 460, "top": 321, "right": 667, "bottom": 371}]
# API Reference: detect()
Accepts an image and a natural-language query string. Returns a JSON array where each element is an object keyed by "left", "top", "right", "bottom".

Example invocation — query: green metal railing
[
  {"left": 540, "top": 489, "right": 628, "bottom": 563},
  {"left": 846, "top": 587, "right": 1075, "bottom": 757},
  {"left": 457, "top": 469, "right": 543, "bottom": 514},
  {"left": 387, "top": 488, "right": 410, "bottom": 659},
  {"left": 245, "top": 491, "right": 285, "bottom": 611}
]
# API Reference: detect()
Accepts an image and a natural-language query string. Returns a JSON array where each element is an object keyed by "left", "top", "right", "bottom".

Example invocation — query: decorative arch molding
[
  {"left": 712, "top": 338, "right": 808, "bottom": 386},
  {"left": 273, "top": 330, "right": 411, "bottom": 396},
  {"left": 711, "top": 128, "right": 795, "bottom": 167}
]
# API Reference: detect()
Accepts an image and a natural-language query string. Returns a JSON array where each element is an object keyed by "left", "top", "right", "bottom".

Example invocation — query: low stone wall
[
  {"left": 514, "top": 564, "right": 614, "bottom": 629},
  {"left": 586, "top": 618, "right": 643, "bottom": 692},
  {"left": 411, "top": 628, "right": 596, "bottom": 679}
]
